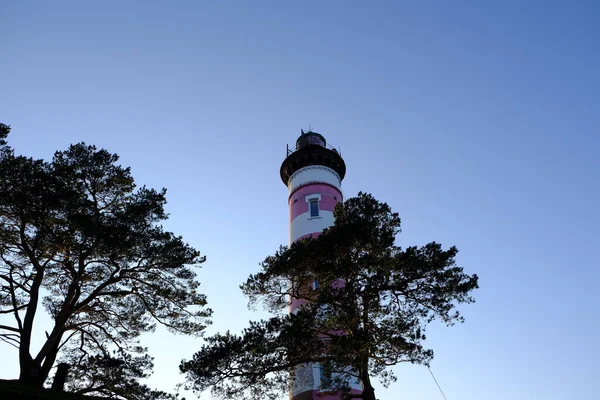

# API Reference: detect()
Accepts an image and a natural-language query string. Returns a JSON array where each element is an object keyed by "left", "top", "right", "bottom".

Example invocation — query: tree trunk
[
  {"left": 360, "top": 373, "right": 377, "bottom": 400},
  {"left": 358, "top": 294, "right": 376, "bottom": 400},
  {"left": 39, "top": 334, "right": 62, "bottom": 385},
  {"left": 18, "top": 356, "right": 44, "bottom": 387},
  {"left": 18, "top": 285, "right": 45, "bottom": 387},
  {"left": 19, "top": 326, "right": 64, "bottom": 387},
  {"left": 25, "top": 272, "right": 76, "bottom": 387},
  {"left": 18, "top": 233, "right": 45, "bottom": 387},
  {"left": 362, "top": 385, "right": 376, "bottom": 400}
]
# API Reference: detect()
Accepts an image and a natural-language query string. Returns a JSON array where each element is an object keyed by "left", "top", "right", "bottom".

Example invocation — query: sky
[{"left": 1, "top": 1, "right": 599, "bottom": 399}]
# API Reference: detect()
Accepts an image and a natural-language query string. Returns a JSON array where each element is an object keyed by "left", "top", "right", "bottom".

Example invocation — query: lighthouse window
[
  {"left": 309, "top": 198, "right": 319, "bottom": 217},
  {"left": 305, "top": 194, "right": 322, "bottom": 218}
]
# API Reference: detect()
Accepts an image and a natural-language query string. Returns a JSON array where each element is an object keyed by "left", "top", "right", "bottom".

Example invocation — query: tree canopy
[
  {"left": 0, "top": 125, "right": 211, "bottom": 398},
  {"left": 0, "top": 123, "right": 9, "bottom": 146},
  {"left": 180, "top": 193, "right": 478, "bottom": 400}
]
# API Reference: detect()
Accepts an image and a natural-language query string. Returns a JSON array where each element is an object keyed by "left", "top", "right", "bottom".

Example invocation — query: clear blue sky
[{"left": 1, "top": 1, "right": 599, "bottom": 399}]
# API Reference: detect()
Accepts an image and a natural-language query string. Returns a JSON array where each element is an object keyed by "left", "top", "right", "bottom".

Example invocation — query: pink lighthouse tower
[{"left": 280, "top": 130, "right": 362, "bottom": 400}]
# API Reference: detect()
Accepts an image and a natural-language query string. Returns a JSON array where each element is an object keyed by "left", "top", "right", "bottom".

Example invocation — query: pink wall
[
  {"left": 289, "top": 184, "right": 342, "bottom": 222},
  {"left": 289, "top": 183, "right": 342, "bottom": 205},
  {"left": 294, "top": 232, "right": 322, "bottom": 242},
  {"left": 308, "top": 389, "right": 363, "bottom": 400},
  {"left": 290, "top": 297, "right": 308, "bottom": 311}
]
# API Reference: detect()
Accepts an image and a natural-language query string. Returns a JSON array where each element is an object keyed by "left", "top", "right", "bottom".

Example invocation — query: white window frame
[{"left": 306, "top": 194, "right": 322, "bottom": 219}]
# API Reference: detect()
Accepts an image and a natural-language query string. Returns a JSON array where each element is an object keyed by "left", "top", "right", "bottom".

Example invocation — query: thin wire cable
[{"left": 427, "top": 366, "right": 448, "bottom": 400}]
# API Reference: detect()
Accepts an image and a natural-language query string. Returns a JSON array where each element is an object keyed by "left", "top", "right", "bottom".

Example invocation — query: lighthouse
[{"left": 280, "top": 130, "right": 362, "bottom": 400}]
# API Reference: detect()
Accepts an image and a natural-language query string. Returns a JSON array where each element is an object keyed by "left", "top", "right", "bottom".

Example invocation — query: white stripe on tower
[{"left": 288, "top": 166, "right": 342, "bottom": 243}]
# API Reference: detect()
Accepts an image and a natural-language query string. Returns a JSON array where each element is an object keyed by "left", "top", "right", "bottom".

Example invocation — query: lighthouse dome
[{"left": 296, "top": 130, "right": 326, "bottom": 149}]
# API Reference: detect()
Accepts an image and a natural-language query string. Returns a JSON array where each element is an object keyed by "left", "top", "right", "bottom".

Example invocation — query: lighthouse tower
[{"left": 280, "top": 130, "right": 362, "bottom": 400}]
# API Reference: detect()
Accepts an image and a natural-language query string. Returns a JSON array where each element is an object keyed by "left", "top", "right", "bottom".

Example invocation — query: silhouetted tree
[
  {"left": 181, "top": 193, "right": 478, "bottom": 400},
  {"left": 0, "top": 123, "right": 9, "bottom": 145},
  {"left": 0, "top": 125, "right": 211, "bottom": 398},
  {"left": 61, "top": 350, "right": 179, "bottom": 399}
]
